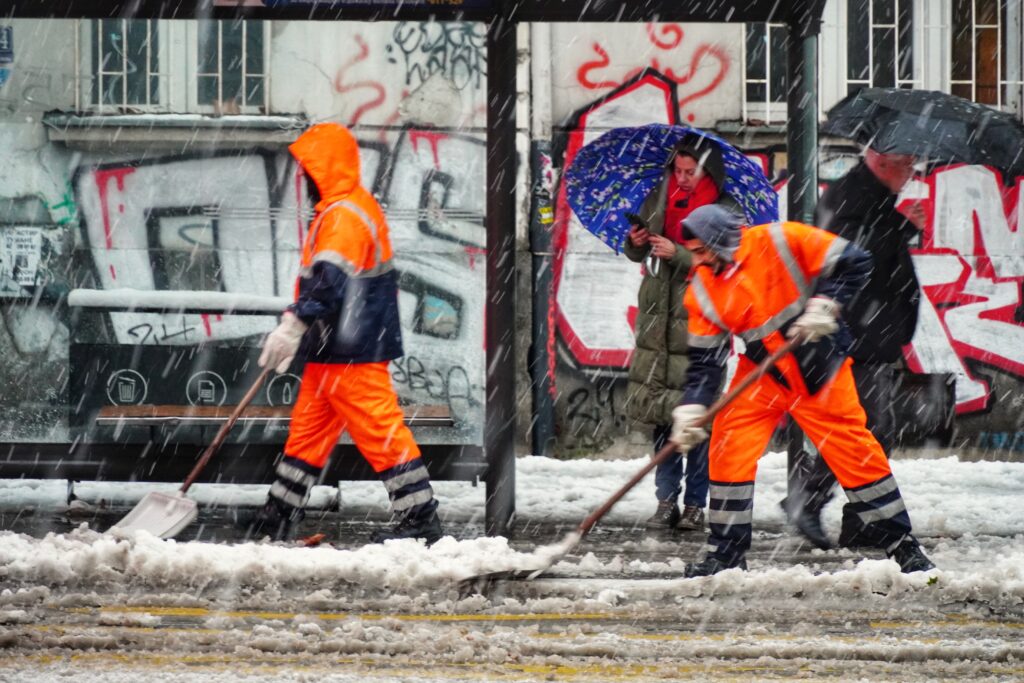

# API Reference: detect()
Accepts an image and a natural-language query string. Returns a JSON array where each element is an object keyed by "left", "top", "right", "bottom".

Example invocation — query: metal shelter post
[
  {"left": 484, "top": 13, "right": 518, "bottom": 536},
  {"left": 786, "top": 4, "right": 823, "bottom": 223},
  {"left": 786, "top": 3, "right": 824, "bottom": 502}
]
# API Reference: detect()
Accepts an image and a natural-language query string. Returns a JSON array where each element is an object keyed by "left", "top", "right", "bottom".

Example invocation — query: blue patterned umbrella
[{"left": 564, "top": 124, "right": 779, "bottom": 253}]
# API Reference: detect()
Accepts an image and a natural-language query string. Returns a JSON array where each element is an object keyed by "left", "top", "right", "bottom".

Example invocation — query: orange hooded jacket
[{"left": 287, "top": 123, "right": 403, "bottom": 364}]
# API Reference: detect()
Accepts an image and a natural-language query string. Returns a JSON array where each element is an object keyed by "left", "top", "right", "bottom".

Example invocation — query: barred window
[
  {"left": 951, "top": 0, "right": 1024, "bottom": 114},
  {"left": 93, "top": 19, "right": 162, "bottom": 108},
  {"left": 743, "top": 22, "right": 788, "bottom": 123},
  {"left": 196, "top": 20, "right": 266, "bottom": 113},
  {"left": 846, "top": 0, "right": 915, "bottom": 95}
]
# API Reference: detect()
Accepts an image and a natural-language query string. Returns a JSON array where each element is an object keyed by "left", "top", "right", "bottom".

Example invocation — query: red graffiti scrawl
[
  {"left": 333, "top": 35, "right": 387, "bottom": 127},
  {"left": 575, "top": 24, "right": 730, "bottom": 122}
]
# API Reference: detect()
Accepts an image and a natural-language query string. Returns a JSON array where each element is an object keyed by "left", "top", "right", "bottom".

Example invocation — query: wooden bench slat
[{"left": 95, "top": 403, "right": 453, "bottom": 427}]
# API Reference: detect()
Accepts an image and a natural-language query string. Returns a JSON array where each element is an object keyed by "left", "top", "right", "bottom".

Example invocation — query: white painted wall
[{"left": 548, "top": 22, "right": 743, "bottom": 128}]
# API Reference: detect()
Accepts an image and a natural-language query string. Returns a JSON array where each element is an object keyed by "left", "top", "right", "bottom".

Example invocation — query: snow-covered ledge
[{"left": 68, "top": 288, "right": 290, "bottom": 314}]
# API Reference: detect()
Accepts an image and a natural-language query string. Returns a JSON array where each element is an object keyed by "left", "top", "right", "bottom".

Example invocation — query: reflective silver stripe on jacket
[
  {"left": 303, "top": 199, "right": 388, "bottom": 278},
  {"left": 689, "top": 276, "right": 728, "bottom": 331},
  {"left": 738, "top": 298, "right": 805, "bottom": 343},
  {"left": 768, "top": 222, "right": 809, "bottom": 294},
  {"left": 688, "top": 331, "right": 730, "bottom": 349},
  {"left": 820, "top": 235, "right": 850, "bottom": 278},
  {"left": 301, "top": 250, "right": 395, "bottom": 279}
]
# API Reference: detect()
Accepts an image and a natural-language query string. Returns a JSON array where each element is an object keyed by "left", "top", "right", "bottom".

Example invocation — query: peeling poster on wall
[
  {"left": 0, "top": 26, "right": 12, "bottom": 89},
  {"left": 0, "top": 227, "right": 42, "bottom": 295}
]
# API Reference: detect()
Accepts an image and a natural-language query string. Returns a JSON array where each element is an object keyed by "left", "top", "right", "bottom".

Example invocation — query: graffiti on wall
[
  {"left": 58, "top": 129, "right": 486, "bottom": 441},
  {"left": 332, "top": 34, "right": 389, "bottom": 127},
  {"left": 388, "top": 22, "right": 487, "bottom": 92},
  {"left": 0, "top": 25, "right": 12, "bottom": 90},
  {"left": 553, "top": 69, "right": 1024, "bottom": 447},
  {"left": 574, "top": 24, "right": 731, "bottom": 124},
  {"left": 905, "top": 165, "right": 1024, "bottom": 414}
]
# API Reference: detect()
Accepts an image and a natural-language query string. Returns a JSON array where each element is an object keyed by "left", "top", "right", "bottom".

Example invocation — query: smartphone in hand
[{"left": 625, "top": 212, "right": 648, "bottom": 229}]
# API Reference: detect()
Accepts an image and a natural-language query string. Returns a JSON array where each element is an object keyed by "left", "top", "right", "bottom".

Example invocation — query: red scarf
[{"left": 664, "top": 175, "right": 720, "bottom": 244}]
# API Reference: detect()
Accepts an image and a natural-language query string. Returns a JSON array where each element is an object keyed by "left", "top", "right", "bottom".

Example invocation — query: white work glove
[
  {"left": 787, "top": 296, "right": 839, "bottom": 343},
  {"left": 258, "top": 311, "right": 308, "bottom": 374},
  {"left": 670, "top": 404, "right": 710, "bottom": 453}
]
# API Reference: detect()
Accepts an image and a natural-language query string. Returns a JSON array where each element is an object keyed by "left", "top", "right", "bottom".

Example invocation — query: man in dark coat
[{"left": 782, "top": 146, "right": 925, "bottom": 549}]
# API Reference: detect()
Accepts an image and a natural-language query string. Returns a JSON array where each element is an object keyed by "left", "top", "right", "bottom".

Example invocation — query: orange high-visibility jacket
[
  {"left": 288, "top": 123, "right": 403, "bottom": 364},
  {"left": 681, "top": 221, "right": 872, "bottom": 405}
]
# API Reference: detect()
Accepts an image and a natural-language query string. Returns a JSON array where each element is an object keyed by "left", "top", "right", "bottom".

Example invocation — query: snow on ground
[{"left": 0, "top": 451, "right": 1022, "bottom": 606}]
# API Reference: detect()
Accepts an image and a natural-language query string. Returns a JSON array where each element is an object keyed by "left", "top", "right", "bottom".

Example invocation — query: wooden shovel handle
[
  {"left": 180, "top": 367, "right": 273, "bottom": 494},
  {"left": 575, "top": 337, "right": 800, "bottom": 538}
]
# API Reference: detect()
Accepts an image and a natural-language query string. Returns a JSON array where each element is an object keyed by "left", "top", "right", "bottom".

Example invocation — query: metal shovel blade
[{"left": 111, "top": 491, "right": 198, "bottom": 539}]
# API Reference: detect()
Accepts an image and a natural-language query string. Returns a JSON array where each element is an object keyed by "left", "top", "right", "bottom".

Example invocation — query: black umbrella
[{"left": 822, "top": 87, "right": 1024, "bottom": 177}]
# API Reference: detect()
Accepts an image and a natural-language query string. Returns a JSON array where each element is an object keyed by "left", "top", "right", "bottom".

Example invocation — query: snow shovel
[
  {"left": 110, "top": 367, "right": 273, "bottom": 539},
  {"left": 460, "top": 337, "right": 800, "bottom": 593}
]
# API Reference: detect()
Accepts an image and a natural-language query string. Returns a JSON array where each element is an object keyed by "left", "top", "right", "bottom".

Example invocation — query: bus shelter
[{"left": 4, "top": 0, "right": 826, "bottom": 536}]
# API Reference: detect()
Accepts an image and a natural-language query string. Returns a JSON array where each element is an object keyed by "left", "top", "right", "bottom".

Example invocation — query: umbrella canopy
[
  {"left": 564, "top": 124, "right": 779, "bottom": 253},
  {"left": 822, "top": 87, "right": 1024, "bottom": 176}
]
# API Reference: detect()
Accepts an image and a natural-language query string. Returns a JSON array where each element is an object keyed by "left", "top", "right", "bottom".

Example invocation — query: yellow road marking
[
  {"left": 66, "top": 605, "right": 616, "bottom": 622},
  {"left": 7, "top": 651, "right": 967, "bottom": 681},
  {"left": 54, "top": 605, "right": 1024, "bottom": 635}
]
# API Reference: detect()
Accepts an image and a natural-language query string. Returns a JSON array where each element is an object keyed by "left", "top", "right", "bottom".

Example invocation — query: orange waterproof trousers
[
  {"left": 710, "top": 356, "right": 892, "bottom": 489},
  {"left": 284, "top": 361, "right": 420, "bottom": 473}
]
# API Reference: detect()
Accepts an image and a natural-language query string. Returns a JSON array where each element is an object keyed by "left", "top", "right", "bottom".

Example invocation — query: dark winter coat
[
  {"left": 622, "top": 160, "right": 740, "bottom": 426},
  {"left": 815, "top": 161, "right": 921, "bottom": 363}
]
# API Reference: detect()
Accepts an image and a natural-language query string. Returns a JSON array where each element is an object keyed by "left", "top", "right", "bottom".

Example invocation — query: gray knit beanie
[{"left": 680, "top": 205, "right": 745, "bottom": 261}]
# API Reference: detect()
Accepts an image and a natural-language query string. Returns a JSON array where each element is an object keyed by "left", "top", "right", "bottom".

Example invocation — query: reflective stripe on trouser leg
[
  {"left": 842, "top": 474, "right": 912, "bottom": 551},
  {"left": 379, "top": 457, "right": 437, "bottom": 517},
  {"left": 269, "top": 455, "right": 321, "bottom": 510},
  {"left": 704, "top": 481, "right": 755, "bottom": 565}
]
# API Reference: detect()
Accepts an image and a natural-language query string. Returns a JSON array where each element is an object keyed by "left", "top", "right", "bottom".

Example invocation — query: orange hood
[{"left": 289, "top": 123, "right": 361, "bottom": 209}]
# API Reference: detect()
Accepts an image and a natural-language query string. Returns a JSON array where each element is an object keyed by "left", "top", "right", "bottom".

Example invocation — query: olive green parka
[{"left": 622, "top": 150, "right": 739, "bottom": 427}]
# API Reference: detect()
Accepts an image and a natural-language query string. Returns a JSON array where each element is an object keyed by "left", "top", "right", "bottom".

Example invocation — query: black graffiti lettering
[
  {"left": 390, "top": 22, "right": 486, "bottom": 91},
  {"left": 445, "top": 365, "right": 472, "bottom": 408},
  {"left": 406, "top": 355, "right": 429, "bottom": 391},
  {"left": 159, "top": 318, "right": 196, "bottom": 343},
  {"left": 564, "top": 380, "right": 627, "bottom": 452},
  {"left": 127, "top": 323, "right": 155, "bottom": 344},
  {"left": 391, "top": 355, "right": 474, "bottom": 414}
]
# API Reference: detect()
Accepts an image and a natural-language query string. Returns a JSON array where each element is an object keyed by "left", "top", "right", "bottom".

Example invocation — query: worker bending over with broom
[
  {"left": 245, "top": 122, "right": 444, "bottom": 545},
  {"left": 669, "top": 205, "right": 934, "bottom": 577}
]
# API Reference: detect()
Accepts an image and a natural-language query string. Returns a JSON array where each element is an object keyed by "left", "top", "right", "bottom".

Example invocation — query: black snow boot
[
  {"left": 645, "top": 500, "right": 680, "bottom": 530},
  {"left": 889, "top": 537, "right": 936, "bottom": 574},
  {"left": 837, "top": 504, "right": 875, "bottom": 549},
  {"left": 683, "top": 555, "right": 748, "bottom": 578},
  {"left": 780, "top": 500, "right": 833, "bottom": 551},
  {"left": 236, "top": 497, "right": 305, "bottom": 542},
  {"left": 370, "top": 507, "right": 444, "bottom": 545}
]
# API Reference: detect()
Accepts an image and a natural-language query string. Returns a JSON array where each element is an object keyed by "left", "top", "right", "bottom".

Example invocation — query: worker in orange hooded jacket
[
  {"left": 669, "top": 205, "right": 934, "bottom": 577},
  {"left": 246, "top": 122, "right": 444, "bottom": 544}
]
